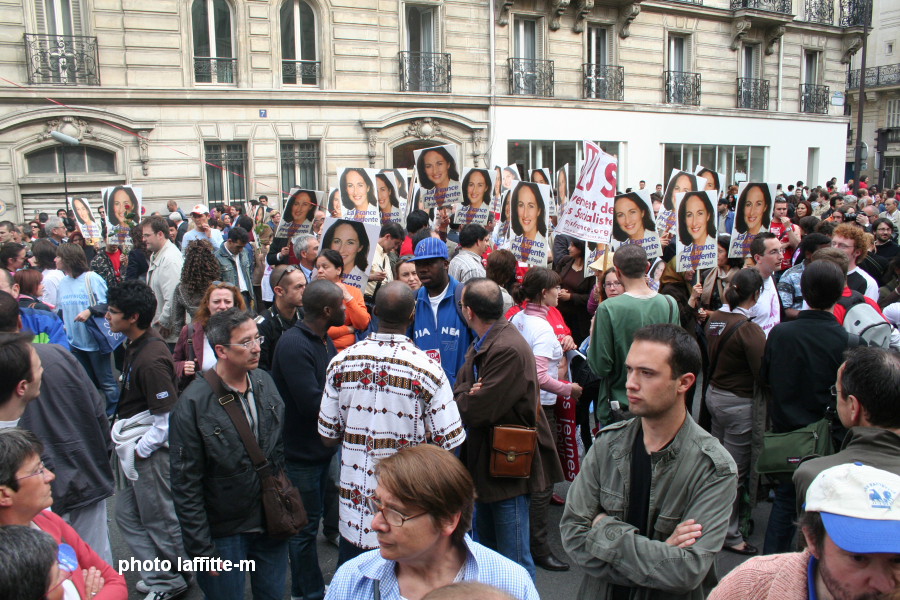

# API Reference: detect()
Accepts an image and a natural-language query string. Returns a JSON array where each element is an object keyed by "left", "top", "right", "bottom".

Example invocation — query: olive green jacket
[{"left": 560, "top": 415, "right": 737, "bottom": 600}]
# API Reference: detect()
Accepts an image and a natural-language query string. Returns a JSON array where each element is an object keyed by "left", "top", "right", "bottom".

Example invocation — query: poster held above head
[
  {"left": 275, "top": 188, "right": 325, "bottom": 239},
  {"left": 555, "top": 141, "right": 617, "bottom": 244},
  {"left": 501, "top": 163, "right": 522, "bottom": 192},
  {"left": 675, "top": 190, "right": 718, "bottom": 272},
  {"left": 102, "top": 185, "right": 141, "bottom": 249},
  {"left": 327, "top": 188, "right": 342, "bottom": 218},
  {"left": 320, "top": 217, "right": 380, "bottom": 291},
  {"left": 412, "top": 144, "right": 462, "bottom": 209},
  {"left": 585, "top": 241, "right": 613, "bottom": 278},
  {"left": 69, "top": 197, "right": 101, "bottom": 246},
  {"left": 610, "top": 190, "right": 662, "bottom": 259},
  {"left": 381, "top": 168, "right": 408, "bottom": 201},
  {"left": 694, "top": 166, "right": 725, "bottom": 199},
  {"left": 530, "top": 168, "right": 551, "bottom": 186},
  {"left": 655, "top": 168, "right": 700, "bottom": 239},
  {"left": 728, "top": 181, "right": 776, "bottom": 258},
  {"left": 338, "top": 168, "right": 381, "bottom": 225},
  {"left": 374, "top": 171, "right": 405, "bottom": 225},
  {"left": 509, "top": 180, "right": 552, "bottom": 266},
  {"left": 454, "top": 167, "right": 496, "bottom": 226}
]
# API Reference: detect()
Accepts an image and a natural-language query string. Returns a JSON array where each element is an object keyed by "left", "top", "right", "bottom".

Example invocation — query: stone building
[{"left": 0, "top": 0, "right": 859, "bottom": 220}]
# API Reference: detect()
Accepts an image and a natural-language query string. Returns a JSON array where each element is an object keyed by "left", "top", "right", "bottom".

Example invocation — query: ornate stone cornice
[{"left": 618, "top": 3, "right": 641, "bottom": 39}]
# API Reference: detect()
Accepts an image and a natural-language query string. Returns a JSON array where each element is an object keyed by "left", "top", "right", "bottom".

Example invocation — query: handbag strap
[
  {"left": 203, "top": 370, "right": 272, "bottom": 478},
  {"left": 185, "top": 323, "right": 196, "bottom": 363}
]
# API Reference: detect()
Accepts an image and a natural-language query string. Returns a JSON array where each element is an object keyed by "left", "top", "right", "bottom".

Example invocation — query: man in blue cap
[
  {"left": 709, "top": 463, "right": 900, "bottom": 600},
  {"left": 409, "top": 237, "right": 472, "bottom": 386}
]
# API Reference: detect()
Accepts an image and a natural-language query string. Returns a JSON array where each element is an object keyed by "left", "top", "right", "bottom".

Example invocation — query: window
[
  {"left": 803, "top": 50, "right": 820, "bottom": 85},
  {"left": 192, "top": 0, "right": 235, "bottom": 84},
  {"left": 885, "top": 157, "right": 900, "bottom": 189},
  {"left": 25, "top": 146, "right": 115, "bottom": 175},
  {"left": 666, "top": 35, "right": 699, "bottom": 105},
  {"left": 584, "top": 25, "right": 622, "bottom": 100},
  {"left": 205, "top": 143, "right": 247, "bottom": 207},
  {"left": 887, "top": 99, "right": 900, "bottom": 128},
  {"left": 281, "top": 0, "right": 318, "bottom": 85},
  {"left": 587, "top": 26, "right": 609, "bottom": 67},
  {"left": 402, "top": 5, "right": 450, "bottom": 92},
  {"left": 280, "top": 142, "right": 320, "bottom": 192},
  {"left": 507, "top": 139, "right": 621, "bottom": 194},
  {"left": 887, "top": 42, "right": 894, "bottom": 56},
  {"left": 28, "top": 0, "right": 98, "bottom": 85},
  {"left": 36, "top": 0, "right": 83, "bottom": 36},
  {"left": 509, "top": 17, "right": 552, "bottom": 96},
  {"left": 742, "top": 44, "right": 761, "bottom": 80},
  {"left": 668, "top": 35, "right": 688, "bottom": 72},
  {"left": 663, "top": 144, "right": 766, "bottom": 186},
  {"left": 407, "top": 5, "right": 436, "bottom": 55},
  {"left": 514, "top": 17, "right": 540, "bottom": 61}
]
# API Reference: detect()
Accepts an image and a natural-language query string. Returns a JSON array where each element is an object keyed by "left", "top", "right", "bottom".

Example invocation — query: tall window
[
  {"left": 192, "top": 0, "right": 234, "bottom": 84},
  {"left": 663, "top": 144, "right": 766, "bottom": 186},
  {"left": 280, "top": 142, "right": 319, "bottom": 192},
  {"left": 407, "top": 5, "right": 436, "bottom": 55},
  {"left": 885, "top": 157, "right": 900, "bottom": 189},
  {"left": 36, "top": 0, "right": 82, "bottom": 36},
  {"left": 510, "top": 17, "right": 551, "bottom": 96},
  {"left": 803, "top": 50, "right": 820, "bottom": 85},
  {"left": 886, "top": 99, "right": 900, "bottom": 128},
  {"left": 587, "top": 26, "right": 608, "bottom": 67},
  {"left": 205, "top": 143, "right": 247, "bottom": 207},
  {"left": 742, "top": 44, "right": 760, "bottom": 80},
  {"left": 281, "top": 0, "right": 318, "bottom": 85},
  {"left": 668, "top": 35, "right": 688, "bottom": 71},
  {"left": 514, "top": 17, "right": 540, "bottom": 61}
]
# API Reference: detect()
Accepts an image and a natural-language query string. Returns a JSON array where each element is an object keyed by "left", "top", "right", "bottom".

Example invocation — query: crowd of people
[{"left": 0, "top": 175, "right": 898, "bottom": 600}]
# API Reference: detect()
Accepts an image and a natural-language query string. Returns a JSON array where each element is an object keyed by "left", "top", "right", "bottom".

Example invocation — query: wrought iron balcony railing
[
  {"left": 399, "top": 51, "right": 451, "bottom": 93},
  {"left": 508, "top": 58, "right": 554, "bottom": 97},
  {"left": 848, "top": 64, "right": 900, "bottom": 89},
  {"left": 731, "top": 0, "right": 792, "bottom": 13},
  {"left": 737, "top": 77, "right": 770, "bottom": 110},
  {"left": 24, "top": 33, "right": 100, "bottom": 86},
  {"left": 800, "top": 83, "right": 830, "bottom": 114},
  {"left": 194, "top": 57, "right": 236, "bottom": 84},
  {"left": 840, "top": 0, "right": 871, "bottom": 27},
  {"left": 669, "top": 0, "right": 704, "bottom": 5},
  {"left": 803, "top": 0, "right": 834, "bottom": 23},
  {"left": 583, "top": 64, "right": 624, "bottom": 101},
  {"left": 282, "top": 60, "right": 320, "bottom": 85},
  {"left": 665, "top": 71, "right": 701, "bottom": 106}
]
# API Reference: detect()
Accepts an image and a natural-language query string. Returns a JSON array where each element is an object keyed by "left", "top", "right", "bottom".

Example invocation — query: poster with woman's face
[
  {"left": 320, "top": 217, "right": 380, "bottom": 291},
  {"left": 381, "top": 168, "right": 408, "bottom": 201},
  {"left": 556, "top": 164, "right": 569, "bottom": 208},
  {"left": 675, "top": 190, "right": 718, "bottom": 272},
  {"left": 585, "top": 241, "right": 613, "bottom": 278},
  {"left": 501, "top": 164, "right": 521, "bottom": 192},
  {"left": 454, "top": 168, "right": 496, "bottom": 226},
  {"left": 412, "top": 144, "right": 462, "bottom": 209},
  {"left": 610, "top": 190, "right": 662, "bottom": 259},
  {"left": 655, "top": 170, "right": 699, "bottom": 239},
  {"left": 275, "top": 188, "right": 325, "bottom": 239},
  {"left": 509, "top": 181, "right": 551, "bottom": 266},
  {"left": 529, "top": 169, "right": 554, "bottom": 218},
  {"left": 338, "top": 168, "right": 381, "bottom": 225},
  {"left": 374, "top": 171, "right": 405, "bottom": 225},
  {"left": 69, "top": 197, "right": 101, "bottom": 246},
  {"left": 102, "top": 185, "right": 141, "bottom": 248},
  {"left": 728, "top": 182, "right": 776, "bottom": 258},
  {"left": 694, "top": 166, "right": 725, "bottom": 199},
  {"left": 327, "top": 188, "right": 342, "bottom": 218}
]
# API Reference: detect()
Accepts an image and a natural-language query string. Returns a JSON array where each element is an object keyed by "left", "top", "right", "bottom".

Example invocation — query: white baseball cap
[
  {"left": 805, "top": 463, "right": 900, "bottom": 554},
  {"left": 190, "top": 204, "right": 210, "bottom": 216}
]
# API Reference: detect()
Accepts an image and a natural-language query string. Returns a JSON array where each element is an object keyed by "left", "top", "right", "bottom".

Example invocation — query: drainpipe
[
  {"left": 777, "top": 37, "right": 783, "bottom": 112},
  {"left": 488, "top": 0, "right": 497, "bottom": 164}
]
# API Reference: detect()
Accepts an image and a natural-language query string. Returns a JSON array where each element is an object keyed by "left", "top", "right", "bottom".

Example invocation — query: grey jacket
[{"left": 560, "top": 415, "right": 737, "bottom": 600}]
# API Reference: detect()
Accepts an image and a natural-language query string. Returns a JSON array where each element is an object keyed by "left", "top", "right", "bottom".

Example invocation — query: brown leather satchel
[{"left": 490, "top": 424, "right": 538, "bottom": 478}]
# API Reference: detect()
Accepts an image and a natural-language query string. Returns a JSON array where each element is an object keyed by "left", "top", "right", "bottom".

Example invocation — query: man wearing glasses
[{"left": 170, "top": 307, "right": 289, "bottom": 600}]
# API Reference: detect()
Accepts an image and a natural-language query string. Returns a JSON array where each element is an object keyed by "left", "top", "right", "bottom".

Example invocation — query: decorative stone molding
[
  {"left": 470, "top": 132, "right": 485, "bottom": 167},
  {"left": 841, "top": 34, "right": 864, "bottom": 64},
  {"left": 40, "top": 116, "right": 95, "bottom": 143},
  {"left": 136, "top": 130, "right": 151, "bottom": 176},
  {"left": 497, "top": 0, "right": 514, "bottom": 26},
  {"left": 618, "top": 3, "right": 641, "bottom": 39},
  {"left": 550, "top": 0, "right": 571, "bottom": 31},
  {"left": 573, "top": 0, "right": 595, "bottom": 33},
  {"left": 764, "top": 25, "right": 785, "bottom": 55},
  {"left": 404, "top": 118, "right": 444, "bottom": 141},
  {"left": 730, "top": 19, "right": 751, "bottom": 51},
  {"left": 365, "top": 129, "right": 378, "bottom": 168}
]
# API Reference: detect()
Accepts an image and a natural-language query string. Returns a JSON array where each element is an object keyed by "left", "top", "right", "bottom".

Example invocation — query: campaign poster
[
  {"left": 501, "top": 163, "right": 521, "bottom": 192},
  {"left": 655, "top": 169, "right": 700, "bottom": 239},
  {"left": 556, "top": 164, "right": 570, "bottom": 208},
  {"left": 374, "top": 171, "right": 405, "bottom": 225},
  {"left": 555, "top": 141, "right": 616, "bottom": 244},
  {"left": 694, "top": 166, "right": 725, "bottom": 199},
  {"left": 275, "top": 188, "right": 325, "bottom": 239},
  {"left": 675, "top": 190, "right": 718, "bottom": 272},
  {"left": 102, "top": 185, "right": 141, "bottom": 249},
  {"left": 494, "top": 189, "right": 512, "bottom": 243},
  {"left": 610, "top": 190, "right": 662, "bottom": 259},
  {"left": 508, "top": 181, "right": 552, "bottom": 266},
  {"left": 337, "top": 168, "right": 381, "bottom": 225},
  {"left": 69, "top": 197, "right": 101, "bottom": 246},
  {"left": 585, "top": 241, "right": 613, "bottom": 278},
  {"left": 454, "top": 168, "right": 496, "bottom": 226},
  {"left": 412, "top": 144, "right": 462, "bottom": 209},
  {"left": 327, "top": 188, "right": 341, "bottom": 218},
  {"left": 728, "top": 182, "right": 777, "bottom": 258},
  {"left": 320, "top": 217, "right": 381, "bottom": 291}
]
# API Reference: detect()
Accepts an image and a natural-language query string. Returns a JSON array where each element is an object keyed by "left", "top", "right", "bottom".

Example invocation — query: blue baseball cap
[{"left": 412, "top": 237, "right": 449, "bottom": 262}]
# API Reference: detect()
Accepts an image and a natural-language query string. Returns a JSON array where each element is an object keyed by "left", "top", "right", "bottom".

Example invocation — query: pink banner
[{"left": 554, "top": 393, "right": 580, "bottom": 481}]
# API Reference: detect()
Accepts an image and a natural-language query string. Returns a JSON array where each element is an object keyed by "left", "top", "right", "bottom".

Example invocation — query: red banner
[{"left": 554, "top": 394, "right": 580, "bottom": 481}]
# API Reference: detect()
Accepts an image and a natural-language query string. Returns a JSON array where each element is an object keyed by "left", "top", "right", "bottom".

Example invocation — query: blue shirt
[
  {"left": 57, "top": 272, "right": 107, "bottom": 351},
  {"left": 411, "top": 277, "right": 472, "bottom": 386},
  {"left": 181, "top": 228, "right": 224, "bottom": 251},
  {"left": 325, "top": 535, "right": 539, "bottom": 600}
]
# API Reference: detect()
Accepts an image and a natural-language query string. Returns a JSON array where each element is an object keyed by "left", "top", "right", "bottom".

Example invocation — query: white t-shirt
[
  {"left": 750, "top": 275, "right": 781, "bottom": 337},
  {"left": 429, "top": 284, "right": 448, "bottom": 324},
  {"left": 849, "top": 266, "right": 879, "bottom": 302},
  {"left": 509, "top": 312, "right": 564, "bottom": 406}
]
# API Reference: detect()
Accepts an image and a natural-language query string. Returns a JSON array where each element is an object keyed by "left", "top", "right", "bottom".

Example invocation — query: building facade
[{"left": 0, "top": 0, "right": 857, "bottom": 220}]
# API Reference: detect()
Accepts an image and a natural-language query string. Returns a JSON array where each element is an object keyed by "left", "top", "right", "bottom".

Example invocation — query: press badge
[{"left": 707, "top": 321, "right": 725, "bottom": 336}]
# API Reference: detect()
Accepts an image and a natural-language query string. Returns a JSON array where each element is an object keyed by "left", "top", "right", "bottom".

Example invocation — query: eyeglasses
[
  {"left": 16, "top": 461, "right": 48, "bottom": 481},
  {"left": 223, "top": 335, "right": 265, "bottom": 350},
  {"left": 604, "top": 281, "right": 623, "bottom": 289},
  {"left": 366, "top": 494, "right": 427, "bottom": 528},
  {"left": 272, "top": 265, "right": 299, "bottom": 289}
]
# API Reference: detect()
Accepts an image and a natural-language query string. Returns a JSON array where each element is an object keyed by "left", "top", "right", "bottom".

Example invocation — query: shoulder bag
[
  {"left": 203, "top": 370, "right": 307, "bottom": 538},
  {"left": 756, "top": 411, "right": 834, "bottom": 483}
]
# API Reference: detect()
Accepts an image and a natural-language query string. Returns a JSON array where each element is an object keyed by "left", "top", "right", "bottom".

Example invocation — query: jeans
[
  {"left": 72, "top": 348, "right": 120, "bottom": 417},
  {"left": 763, "top": 481, "right": 797, "bottom": 554},
  {"left": 285, "top": 460, "right": 330, "bottom": 600},
  {"left": 195, "top": 532, "right": 288, "bottom": 600},
  {"left": 474, "top": 494, "right": 536, "bottom": 581}
]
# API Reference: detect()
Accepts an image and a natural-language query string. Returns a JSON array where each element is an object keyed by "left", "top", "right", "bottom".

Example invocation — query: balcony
[
  {"left": 800, "top": 83, "right": 830, "bottom": 114},
  {"left": 282, "top": 60, "right": 320, "bottom": 86},
  {"left": 194, "top": 57, "right": 236, "bottom": 84},
  {"left": 731, "top": 0, "right": 792, "bottom": 13},
  {"left": 24, "top": 33, "right": 100, "bottom": 86},
  {"left": 803, "top": 0, "right": 834, "bottom": 23},
  {"left": 583, "top": 64, "right": 624, "bottom": 101},
  {"left": 848, "top": 64, "right": 900, "bottom": 90},
  {"left": 665, "top": 71, "right": 701, "bottom": 106},
  {"left": 508, "top": 58, "right": 554, "bottom": 97},
  {"left": 840, "top": 0, "right": 871, "bottom": 27},
  {"left": 399, "top": 51, "right": 451, "bottom": 93},
  {"left": 737, "top": 77, "right": 770, "bottom": 110}
]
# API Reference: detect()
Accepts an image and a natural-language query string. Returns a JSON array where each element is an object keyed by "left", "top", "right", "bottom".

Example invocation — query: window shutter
[
  {"left": 535, "top": 18, "right": 544, "bottom": 60},
  {"left": 72, "top": 0, "right": 84, "bottom": 35},
  {"left": 606, "top": 26, "right": 614, "bottom": 65},
  {"left": 35, "top": 0, "right": 47, "bottom": 33}
]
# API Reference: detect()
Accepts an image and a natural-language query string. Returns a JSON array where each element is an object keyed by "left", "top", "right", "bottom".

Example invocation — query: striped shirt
[{"left": 318, "top": 332, "right": 466, "bottom": 549}]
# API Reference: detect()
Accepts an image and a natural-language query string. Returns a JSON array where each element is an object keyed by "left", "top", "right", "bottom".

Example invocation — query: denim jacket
[{"left": 560, "top": 416, "right": 737, "bottom": 600}]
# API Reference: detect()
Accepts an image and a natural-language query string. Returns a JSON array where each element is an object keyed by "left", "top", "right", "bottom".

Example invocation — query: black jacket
[
  {"left": 256, "top": 305, "right": 302, "bottom": 372},
  {"left": 271, "top": 321, "right": 337, "bottom": 464},
  {"left": 169, "top": 368, "right": 285, "bottom": 558}
]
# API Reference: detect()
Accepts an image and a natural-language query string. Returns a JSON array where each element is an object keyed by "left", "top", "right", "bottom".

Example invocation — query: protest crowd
[{"left": 0, "top": 151, "right": 899, "bottom": 600}]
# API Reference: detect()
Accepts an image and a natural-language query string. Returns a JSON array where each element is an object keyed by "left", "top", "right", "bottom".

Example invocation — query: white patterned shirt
[{"left": 318, "top": 332, "right": 466, "bottom": 549}]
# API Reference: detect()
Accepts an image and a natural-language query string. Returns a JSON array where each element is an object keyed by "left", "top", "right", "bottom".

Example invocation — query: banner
[
  {"left": 695, "top": 165, "right": 725, "bottom": 199},
  {"left": 555, "top": 393, "right": 580, "bottom": 482},
  {"left": 374, "top": 171, "right": 405, "bottom": 225},
  {"left": 554, "top": 141, "right": 617, "bottom": 243}
]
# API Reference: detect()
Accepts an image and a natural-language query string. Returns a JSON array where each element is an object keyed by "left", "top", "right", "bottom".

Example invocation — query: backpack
[{"left": 837, "top": 292, "right": 892, "bottom": 349}]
